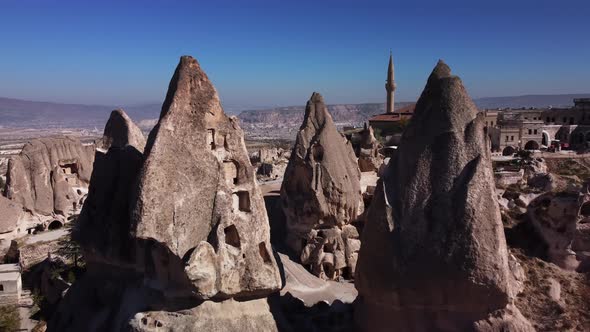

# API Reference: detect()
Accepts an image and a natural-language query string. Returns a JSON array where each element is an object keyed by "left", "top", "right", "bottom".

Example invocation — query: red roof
[{"left": 368, "top": 104, "right": 415, "bottom": 122}]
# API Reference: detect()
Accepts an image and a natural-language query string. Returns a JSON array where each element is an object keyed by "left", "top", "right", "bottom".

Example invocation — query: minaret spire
[{"left": 385, "top": 52, "right": 396, "bottom": 114}]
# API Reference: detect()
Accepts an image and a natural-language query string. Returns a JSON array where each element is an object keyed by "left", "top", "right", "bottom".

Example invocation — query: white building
[{"left": 0, "top": 264, "right": 22, "bottom": 305}]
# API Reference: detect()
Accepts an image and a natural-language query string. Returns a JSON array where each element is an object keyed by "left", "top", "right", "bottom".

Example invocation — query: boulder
[
  {"left": 355, "top": 60, "right": 532, "bottom": 331},
  {"left": 356, "top": 124, "right": 383, "bottom": 172},
  {"left": 281, "top": 92, "right": 364, "bottom": 280},
  {"left": 128, "top": 298, "right": 279, "bottom": 332},
  {"left": 527, "top": 184, "right": 590, "bottom": 271},
  {"left": 523, "top": 158, "right": 548, "bottom": 179},
  {"left": 5, "top": 137, "right": 94, "bottom": 216},
  {"left": 527, "top": 173, "right": 555, "bottom": 191},
  {"left": 132, "top": 55, "right": 281, "bottom": 298}
]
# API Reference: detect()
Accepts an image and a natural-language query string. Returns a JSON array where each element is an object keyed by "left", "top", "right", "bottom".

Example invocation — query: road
[{"left": 24, "top": 228, "right": 68, "bottom": 245}]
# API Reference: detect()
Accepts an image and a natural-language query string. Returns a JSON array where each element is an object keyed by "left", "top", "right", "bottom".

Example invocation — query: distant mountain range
[
  {"left": 237, "top": 94, "right": 590, "bottom": 139},
  {"left": 237, "top": 102, "right": 414, "bottom": 140},
  {"left": 0, "top": 97, "right": 161, "bottom": 128},
  {"left": 1, "top": 94, "right": 589, "bottom": 129},
  {"left": 474, "top": 94, "right": 590, "bottom": 109}
]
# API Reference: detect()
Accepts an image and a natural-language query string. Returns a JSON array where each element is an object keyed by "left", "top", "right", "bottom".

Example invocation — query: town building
[
  {"left": 0, "top": 264, "right": 22, "bottom": 305},
  {"left": 365, "top": 55, "right": 590, "bottom": 155},
  {"left": 368, "top": 53, "right": 416, "bottom": 136},
  {"left": 488, "top": 98, "right": 590, "bottom": 155}
]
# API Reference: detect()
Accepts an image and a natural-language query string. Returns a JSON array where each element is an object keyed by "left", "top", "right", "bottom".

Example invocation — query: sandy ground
[
  {"left": 259, "top": 178, "right": 283, "bottom": 195},
  {"left": 24, "top": 228, "right": 68, "bottom": 245}
]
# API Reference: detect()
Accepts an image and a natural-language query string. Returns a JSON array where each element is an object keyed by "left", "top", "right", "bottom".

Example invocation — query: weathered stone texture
[
  {"left": 5, "top": 137, "right": 94, "bottom": 216},
  {"left": 0, "top": 196, "right": 24, "bottom": 235},
  {"left": 357, "top": 124, "right": 383, "bottom": 172},
  {"left": 128, "top": 298, "right": 279, "bottom": 332},
  {"left": 131, "top": 55, "right": 281, "bottom": 298},
  {"left": 527, "top": 183, "right": 590, "bottom": 271},
  {"left": 49, "top": 56, "right": 282, "bottom": 332},
  {"left": 355, "top": 61, "right": 532, "bottom": 331},
  {"left": 281, "top": 92, "right": 363, "bottom": 280},
  {"left": 97, "top": 109, "right": 147, "bottom": 153}
]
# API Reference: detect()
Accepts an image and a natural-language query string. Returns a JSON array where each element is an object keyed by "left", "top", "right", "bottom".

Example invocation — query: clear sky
[{"left": 0, "top": 0, "right": 589, "bottom": 109}]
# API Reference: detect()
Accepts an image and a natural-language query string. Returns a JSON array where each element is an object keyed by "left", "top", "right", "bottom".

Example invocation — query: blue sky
[{"left": 0, "top": 0, "right": 589, "bottom": 109}]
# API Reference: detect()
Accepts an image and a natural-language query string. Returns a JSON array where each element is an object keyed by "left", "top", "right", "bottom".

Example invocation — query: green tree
[
  {"left": 516, "top": 149, "right": 533, "bottom": 161},
  {"left": 0, "top": 305, "right": 20, "bottom": 332},
  {"left": 391, "top": 118, "right": 410, "bottom": 134},
  {"left": 56, "top": 214, "right": 83, "bottom": 268}
]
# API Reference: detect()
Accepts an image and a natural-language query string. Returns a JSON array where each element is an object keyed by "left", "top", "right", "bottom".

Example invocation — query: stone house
[
  {"left": 0, "top": 264, "right": 22, "bottom": 305},
  {"left": 487, "top": 98, "right": 590, "bottom": 155},
  {"left": 367, "top": 104, "right": 415, "bottom": 137}
]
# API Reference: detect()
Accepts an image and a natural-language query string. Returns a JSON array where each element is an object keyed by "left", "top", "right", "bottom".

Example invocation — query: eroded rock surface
[
  {"left": 5, "top": 137, "right": 94, "bottom": 217},
  {"left": 132, "top": 56, "right": 281, "bottom": 298},
  {"left": 49, "top": 56, "right": 283, "bottom": 332},
  {"left": 356, "top": 124, "right": 383, "bottom": 172},
  {"left": 0, "top": 196, "right": 24, "bottom": 238},
  {"left": 128, "top": 298, "right": 279, "bottom": 332},
  {"left": 281, "top": 92, "right": 363, "bottom": 280},
  {"left": 355, "top": 61, "right": 533, "bottom": 331},
  {"left": 527, "top": 183, "right": 590, "bottom": 271}
]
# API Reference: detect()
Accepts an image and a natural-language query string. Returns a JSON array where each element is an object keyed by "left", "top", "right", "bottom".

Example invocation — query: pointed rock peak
[
  {"left": 180, "top": 54, "right": 198, "bottom": 65},
  {"left": 99, "top": 109, "right": 146, "bottom": 152},
  {"left": 310, "top": 92, "right": 324, "bottom": 104},
  {"left": 112, "top": 109, "right": 126, "bottom": 117},
  {"left": 108, "top": 109, "right": 135, "bottom": 129},
  {"left": 302, "top": 92, "right": 332, "bottom": 130},
  {"left": 282, "top": 92, "right": 363, "bottom": 280},
  {"left": 132, "top": 55, "right": 281, "bottom": 298},
  {"left": 436, "top": 59, "right": 449, "bottom": 70},
  {"left": 427, "top": 59, "right": 452, "bottom": 84},
  {"left": 159, "top": 55, "right": 221, "bottom": 122},
  {"left": 174, "top": 55, "right": 205, "bottom": 77},
  {"left": 403, "top": 60, "right": 478, "bottom": 143}
]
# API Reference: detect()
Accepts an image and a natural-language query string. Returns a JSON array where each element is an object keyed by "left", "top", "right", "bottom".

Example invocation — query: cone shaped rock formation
[
  {"left": 49, "top": 56, "right": 281, "bottom": 332},
  {"left": 355, "top": 61, "right": 534, "bottom": 331},
  {"left": 281, "top": 92, "right": 364, "bottom": 280}
]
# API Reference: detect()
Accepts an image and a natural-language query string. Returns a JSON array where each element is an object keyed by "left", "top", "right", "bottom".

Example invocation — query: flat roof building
[{"left": 0, "top": 264, "right": 21, "bottom": 305}]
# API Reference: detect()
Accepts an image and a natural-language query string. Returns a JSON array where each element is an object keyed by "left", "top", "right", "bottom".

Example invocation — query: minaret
[{"left": 385, "top": 52, "right": 396, "bottom": 114}]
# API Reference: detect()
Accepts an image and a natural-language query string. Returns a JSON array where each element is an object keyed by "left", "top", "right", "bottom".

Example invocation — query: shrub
[
  {"left": 516, "top": 149, "right": 533, "bottom": 160},
  {"left": 0, "top": 305, "right": 20, "bottom": 332}
]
